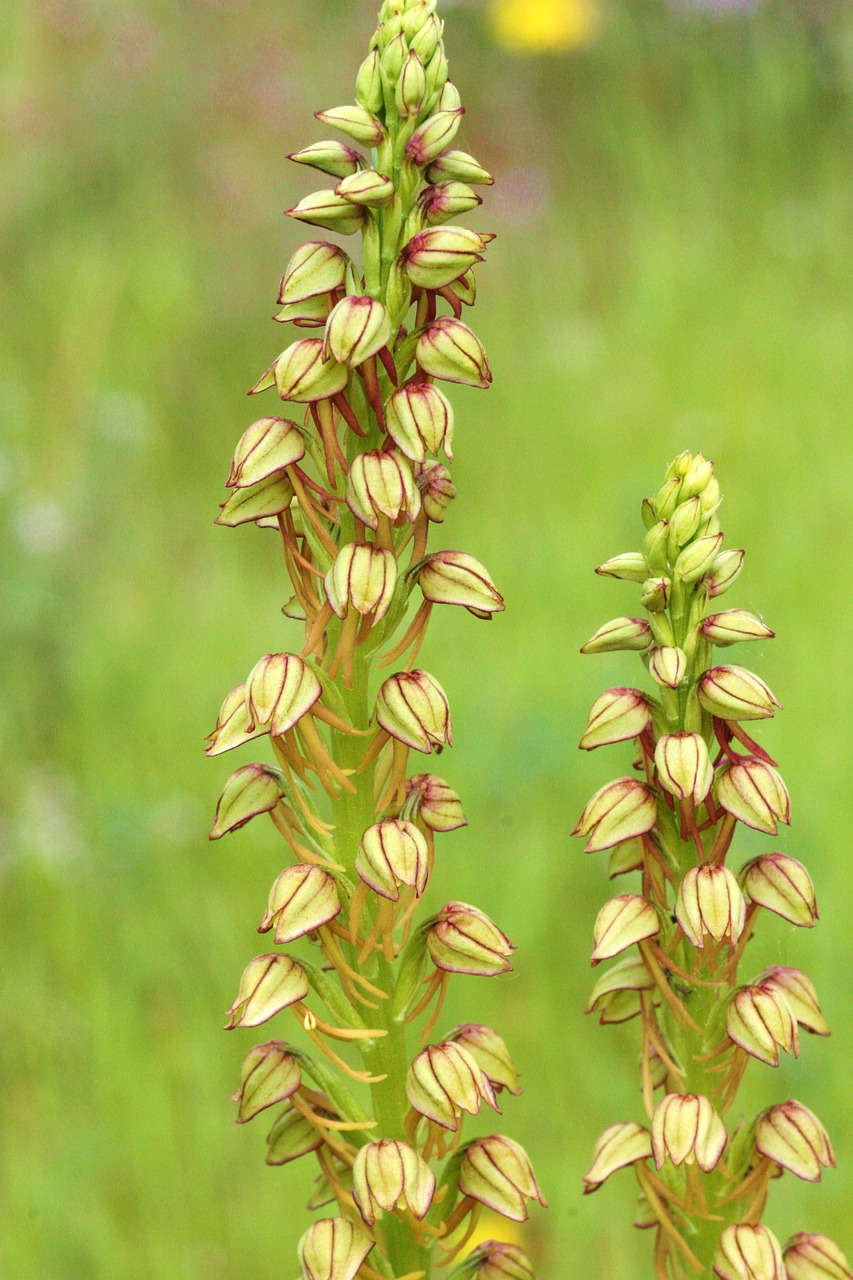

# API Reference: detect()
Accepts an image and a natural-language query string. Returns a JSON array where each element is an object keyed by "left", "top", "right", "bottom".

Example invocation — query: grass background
[{"left": 2, "top": 0, "right": 852, "bottom": 1276}]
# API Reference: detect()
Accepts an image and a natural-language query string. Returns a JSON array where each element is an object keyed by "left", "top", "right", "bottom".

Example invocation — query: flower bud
[
  {"left": 406, "top": 108, "right": 464, "bottom": 166},
  {"left": 640, "top": 576, "right": 670, "bottom": 612},
  {"left": 674, "top": 532, "right": 724, "bottom": 584},
  {"left": 701, "top": 609, "right": 775, "bottom": 647},
  {"left": 713, "top": 1224, "right": 786, "bottom": 1280},
  {"left": 315, "top": 104, "right": 385, "bottom": 147},
  {"left": 649, "top": 645, "right": 687, "bottom": 688},
  {"left": 742, "top": 852, "right": 817, "bottom": 926},
  {"left": 325, "top": 543, "right": 397, "bottom": 622},
  {"left": 258, "top": 864, "right": 341, "bottom": 944},
  {"left": 289, "top": 140, "right": 363, "bottom": 179},
  {"left": 462, "top": 1242, "right": 537, "bottom": 1280},
  {"left": 572, "top": 777, "right": 657, "bottom": 853},
  {"left": 651, "top": 1093, "right": 727, "bottom": 1172},
  {"left": 427, "top": 901, "right": 515, "bottom": 976},
  {"left": 395, "top": 50, "right": 428, "bottom": 118},
  {"left": 324, "top": 296, "right": 391, "bottom": 368},
  {"left": 579, "top": 688, "right": 650, "bottom": 750},
  {"left": 426, "top": 149, "right": 494, "bottom": 185},
  {"left": 356, "top": 818, "right": 429, "bottom": 899},
  {"left": 757, "top": 966, "right": 829, "bottom": 1036},
  {"left": 232, "top": 1041, "right": 301, "bottom": 1123},
  {"left": 698, "top": 664, "right": 780, "bottom": 721},
  {"left": 380, "top": 30, "right": 407, "bottom": 80},
  {"left": 417, "top": 459, "right": 456, "bottom": 521},
  {"left": 459, "top": 1135, "right": 546, "bottom": 1222},
  {"left": 385, "top": 382, "right": 454, "bottom": 463},
  {"left": 215, "top": 473, "right": 295, "bottom": 527},
  {"left": 245, "top": 652, "right": 322, "bottom": 737},
  {"left": 225, "top": 954, "right": 309, "bottom": 1029},
  {"left": 404, "top": 773, "right": 466, "bottom": 831},
  {"left": 418, "top": 181, "right": 482, "bottom": 226},
  {"left": 205, "top": 683, "right": 267, "bottom": 756},
  {"left": 346, "top": 449, "right": 421, "bottom": 528},
  {"left": 439, "top": 81, "right": 462, "bottom": 111},
  {"left": 266, "top": 1104, "right": 323, "bottom": 1166},
  {"left": 416, "top": 316, "right": 491, "bottom": 388},
  {"left": 608, "top": 837, "right": 645, "bottom": 879},
  {"left": 402, "top": 226, "right": 485, "bottom": 289},
  {"left": 582, "top": 1122, "right": 653, "bottom": 1192},
  {"left": 447, "top": 1023, "right": 522, "bottom": 1095},
  {"left": 298, "top": 1217, "right": 375, "bottom": 1280},
  {"left": 595, "top": 552, "right": 648, "bottom": 583},
  {"left": 274, "top": 295, "right": 332, "bottom": 328},
  {"left": 227, "top": 418, "right": 306, "bottom": 489},
  {"left": 669, "top": 495, "right": 702, "bottom": 546},
  {"left": 716, "top": 758, "right": 791, "bottom": 834},
  {"left": 352, "top": 1139, "right": 435, "bottom": 1225},
  {"left": 655, "top": 732, "right": 713, "bottom": 805},
  {"left": 707, "top": 547, "right": 745, "bottom": 598},
  {"left": 415, "top": 549, "right": 504, "bottom": 617},
  {"left": 278, "top": 241, "right": 349, "bottom": 305},
  {"left": 376, "top": 668, "right": 452, "bottom": 753},
  {"left": 406, "top": 1040, "right": 497, "bottom": 1129},
  {"left": 355, "top": 48, "right": 384, "bottom": 113},
  {"left": 285, "top": 189, "right": 367, "bottom": 236},
  {"left": 335, "top": 169, "right": 396, "bottom": 208},
  {"left": 675, "top": 865, "right": 746, "bottom": 947},
  {"left": 754, "top": 1100, "right": 835, "bottom": 1182},
  {"left": 408, "top": 11, "right": 440, "bottom": 62},
  {"left": 580, "top": 616, "right": 653, "bottom": 654},
  {"left": 784, "top": 1234, "right": 853, "bottom": 1280},
  {"left": 643, "top": 519, "right": 670, "bottom": 573},
  {"left": 727, "top": 982, "right": 799, "bottom": 1066},
  {"left": 210, "top": 763, "right": 284, "bottom": 839},
  {"left": 272, "top": 338, "right": 349, "bottom": 403},
  {"left": 590, "top": 894, "right": 660, "bottom": 965},
  {"left": 652, "top": 475, "right": 682, "bottom": 519}
]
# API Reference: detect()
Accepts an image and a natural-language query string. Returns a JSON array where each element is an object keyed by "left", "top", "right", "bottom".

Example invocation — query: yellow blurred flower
[
  {"left": 489, "top": 0, "right": 600, "bottom": 53},
  {"left": 460, "top": 1211, "right": 525, "bottom": 1255}
]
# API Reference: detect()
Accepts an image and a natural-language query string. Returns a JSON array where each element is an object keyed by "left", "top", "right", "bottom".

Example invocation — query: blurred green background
[{"left": 2, "top": 0, "right": 852, "bottom": 1276}]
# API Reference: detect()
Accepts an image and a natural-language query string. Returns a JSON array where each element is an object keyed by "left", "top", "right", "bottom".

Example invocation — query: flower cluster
[
  {"left": 208, "top": 3, "right": 543, "bottom": 1278},
  {"left": 575, "top": 453, "right": 848, "bottom": 1280}
]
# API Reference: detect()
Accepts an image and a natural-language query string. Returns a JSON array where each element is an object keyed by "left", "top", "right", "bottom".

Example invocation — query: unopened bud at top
[
  {"left": 395, "top": 49, "right": 428, "bottom": 118},
  {"left": 675, "top": 531, "right": 724, "bottom": 584},
  {"left": 707, "top": 547, "right": 745, "bottom": 598},
  {"left": 417, "top": 459, "right": 456, "bottom": 522},
  {"left": 271, "top": 338, "right": 348, "bottom": 404},
  {"left": 289, "top": 140, "right": 363, "bottom": 180},
  {"left": 675, "top": 865, "right": 745, "bottom": 948},
  {"left": 315, "top": 104, "right": 385, "bottom": 147},
  {"left": 355, "top": 49, "right": 384, "bottom": 114},
  {"left": 784, "top": 1234, "right": 853, "bottom": 1280},
  {"left": 376, "top": 668, "right": 452, "bottom": 753},
  {"left": 651, "top": 1092, "right": 727, "bottom": 1172},
  {"left": 649, "top": 645, "right": 686, "bottom": 689},
  {"left": 713, "top": 1224, "right": 786, "bottom": 1280},
  {"left": 418, "top": 180, "right": 482, "bottom": 226},
  {"left": 596, "top": 552, "right": 648, "bottom": 583},
  {"left": 461, "top": 1241, "right": 537, "bottom": 1280},
  {"left": 352, "top": 1139, "right": 435, "bottom": 1225},
  {"left": 336, "top": 168, "right": 395, "bottom": 208},
  {"left": 298, "top": 1217, "right": 374, "bottom": 1280},
  {"left": 402, "top": 225, "right": 485, "bottom": 289},
  {"left": 427, "top": 901, "right": 515, "bottom": 976},
  {"left": 285, "top": 189, "right": 366, "bottom": 236},
  {"left": 278, "top": 241, "right": 349, "bottom": 305},
  {"left": 459, "top": 1135, "right": 546, "bottom": 1223}
]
